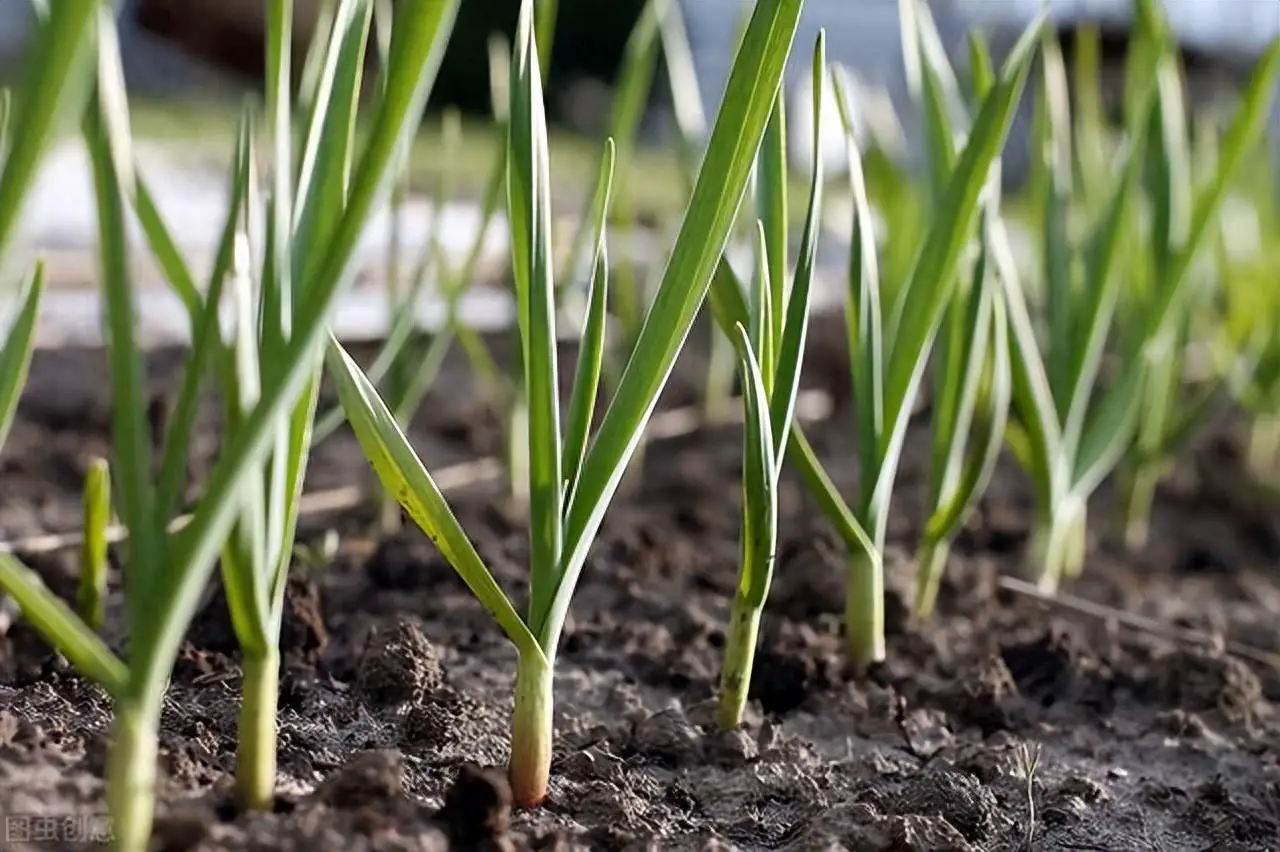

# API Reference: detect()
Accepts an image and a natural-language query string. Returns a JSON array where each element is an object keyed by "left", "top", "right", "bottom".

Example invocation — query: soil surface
[{"left": 1, "top": 315, "right": 1279, "bottom": 851}]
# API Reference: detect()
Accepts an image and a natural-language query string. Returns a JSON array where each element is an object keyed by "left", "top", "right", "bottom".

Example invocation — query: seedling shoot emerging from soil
[
  {"left": 715, "top": 31, "right": 826, "bottom": 731},
  {"left": 326, "top": 0, "right": 806, "bottom": 806},
  {"left": 0, "top": 0, "right": 461, "bottom": 847}
]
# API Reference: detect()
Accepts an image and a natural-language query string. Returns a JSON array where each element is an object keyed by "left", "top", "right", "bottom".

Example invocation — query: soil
[{"left": 1, "top": 315, "right": 1279, "bottom": 851}]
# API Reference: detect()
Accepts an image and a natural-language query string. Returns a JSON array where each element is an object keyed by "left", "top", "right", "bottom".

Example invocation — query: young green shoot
[
  {"left": 914, "top": 225, "right": 1010, "bottom": 618},
  {"left": 896, "top": 0, "right": 1012, "bottom": 619},
  {"left": 696, "top": 8, "right": 1039, "bottom": 672},
  {"left": 989, "top": 17, "right": 1157, "bottom": 591},
  {"left": 716, "top": 31, "right": 825, "bottom": 731},
  {"left": 0, "top": 3, "right": 461, "bottom": 846},
  {"left": 993, "top": 3, "right": 1280, "bottom": 587},
  {"left": 78, "top": 457, "right": 111, "bottom": 634},
  {"left": 655, "top": 0, "right": 739, "bottom": 424},
  {"left": 1219, "top": 221, "right": 1280, "bottom": 477},
  {"left": 819, "top": 6, "right": 1037, "bottom": 670},
  {"left": 324, "top": 0, "right": 805, "bottom": 806},
  {"left": 1114, "top": 20, "right": 1280, "bottom": 549}
]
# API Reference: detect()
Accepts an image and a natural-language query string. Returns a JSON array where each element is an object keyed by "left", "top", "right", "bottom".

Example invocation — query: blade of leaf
[
  {"left": 326, "top": 337, "right": 541, "bottom": 656},
  {"left": 0, "top": 554, "right": 128, "bottom": 697},
  {"left": 769, "top": 30, "right": 825, "bottom": 456},
  {"left": 553, "top": 0, "right": 807, "bottom": 652},
  {"left": 509, "top": 0, "right": 563, "bottom": 638},
  {"left": 832, "top": 69, "right": 884, "bottom": 514},
  {"left": 563, "top": 139, "right": 616, "bottom": 506},
  {"left": 0, "top": 263, "right": 44, "bottom": 451},
  {"left": 731, "top": 321, "right": 779, "bottom": 609}
]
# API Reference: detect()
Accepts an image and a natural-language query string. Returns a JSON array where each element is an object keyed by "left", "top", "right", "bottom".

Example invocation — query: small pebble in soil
[{"left": 355, "top": 620, "right": 445, "bottom": 706}]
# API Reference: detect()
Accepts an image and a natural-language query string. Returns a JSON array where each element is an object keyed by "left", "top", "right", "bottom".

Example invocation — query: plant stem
[
  {"left": 715, "top": 593, "right": 762, "bottom": 730},
  {"left": 509, "top": 650, "right": 552, "bottom": 808},
  {"left": 1062, "top": 503, "right": 1087, "bottom": 579},
  {"left": 845, "top": 546, "right": 885, "bottom": 674},
  {"left": 78, "top": 460, "right": 110, "bottom": 634},
  {"left": 235, "top": 648, "right": 280, "bottom": 811},
  {"left": 508, "top": 398, "right": 530, "bottom": 505},
  {"left": 106, "top": 702, "right": 159, "bottom": 852},
  {"left": 1248, "top": 413, "right": 1280, "bottom": 476},
  {"left": 913, "top": 536, "right": 950, "bottom": 620},
  {"left": 1031, "top": 500, "right": 1086, "bottom": 593},
  {"left": 1120, "top": 462, "right": 1159, "bottom": 553}
]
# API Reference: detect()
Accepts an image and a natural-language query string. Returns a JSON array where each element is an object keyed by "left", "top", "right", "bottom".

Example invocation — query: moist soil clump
[{"left": 2, "top": 318, "right": 1279, "bottom": 850}]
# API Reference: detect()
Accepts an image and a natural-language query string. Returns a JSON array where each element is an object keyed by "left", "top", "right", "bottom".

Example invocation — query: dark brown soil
[{"left": 2, "top": 316, "right": 1279, "bottom": 851}]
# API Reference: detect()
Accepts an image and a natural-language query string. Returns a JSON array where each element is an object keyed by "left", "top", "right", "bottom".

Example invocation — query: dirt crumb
[
  {"left": 879, "top": 764, "right": 1008, "bottom": 844},
  {"left": 435, "top": 763, "right": 514, "bottom": 851},
  {"left": 628, "top": 707, "right": 703, "bottom": 767},
  {"left": 955, "top": 653, "right": 1024, "bottom": 735},
  {"left": 314, "top": 749, "right": 405, "bottom": 808},
  {"left": 1148, "top": 649, "right": 1265, "bottom": 726},
  {"left": 355, "top": 621, "right": 445, "bottom": 706},
  {"left": 887, "top": 813, "right": 974, "bottom": 851}
]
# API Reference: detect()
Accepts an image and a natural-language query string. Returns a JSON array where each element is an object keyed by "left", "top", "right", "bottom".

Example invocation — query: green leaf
[
  {"left": 768, "top": 30, "right": 825, "bottom": 457},
  {"left": 0, "top": 0, "right": 96, "bottom": 268},
  {"left": 83, "top": 11, "right": 163, "bottom": 629},
  {"left": 757, "top": 90, "right": 788, "bottom": 369},
  {"left": 832, "top": 69, "right": 884, "bottom": 516},
  {"left": 325, "top": 335, "right": 542, "bottom": 660},
  {"left": 1058, "top": 130, "right": 1146, "bottom": 457},
  {"left": 563, "top": 140, "right": 616, "bottom": 509},
  {"left": 750, "top": 220, "right": 772, "bottom": 359},
  {"left": 965, "top": 30, "right": 995, "bottom": 105},
  {"left": 138, "top": 0, "right": 462, "bottom": 693},
  {"left": 869, "top": 18, "right": 1040, "bottom": 535},
  {"left": 1141, "top": 41, "right": 1280, "bottom": 346},
  {"left": 1037, "top": 30, "right": 1075, "bottom": 416},
  {"left": 731, "top": 321, "right": 779, "bottom": 609},
  {"left": 220, "top": 218, "right": 273, "bottom": 657},
  {"left": 559, "top": 0, "right": 664, "bottom": 292},
  {"left": 0, "top": 263, "right": 44, "bottom": 451},
  {"left": 901, "top": 0, "right": 965, "bottom": 200},
  {"left": 78, "top": 456, "right": 111, "bottom": 634},
  {"left": 0, "top": 554, "right": 128, "bottom": 699},
  {"left": 928, "top": 232, "right": 993, "bottom": 510},
  {"left": 880, "top": 17, "right": 1038, "bottom": 450},
  {"left": 706, "top": 254, "right": 875, "bottom": 559},
  {"left": 549, "top": 0, "right": 805, "bottom": 656},
  {"left": 1071, "top": 365, "right": 1144, "bottom": 497},
  {"left": 292, "top": 0, "right": 376, "bottom": 293},
  {"left": 153, "top": 115, "right": 253, "bottom": 521},
  {"left": 987, "top": 212, "right": 1061, "bottom": 510},
  {"left": 509, "top": 0, "right": 563, "bottom": 637},
  {"left": 924, "top": 258, "right": 1011, "bottom": 541}
]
